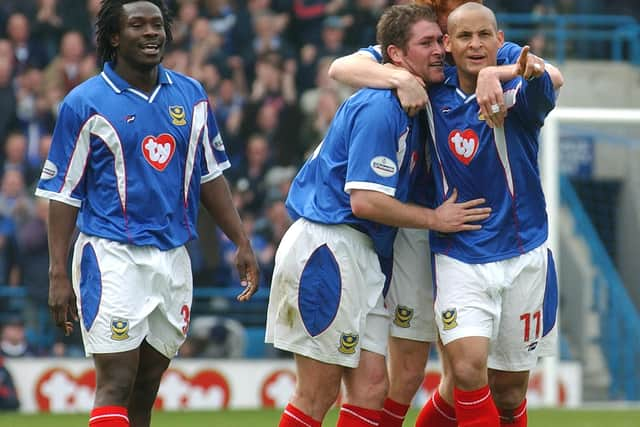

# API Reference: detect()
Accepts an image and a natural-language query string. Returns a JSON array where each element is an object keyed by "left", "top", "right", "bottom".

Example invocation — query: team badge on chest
[
  {"left": 448, "top": 129, "right": 479, "bottom": 165},
  {"left": 142, "top": 133, "right": 176, "bottom": 171}
]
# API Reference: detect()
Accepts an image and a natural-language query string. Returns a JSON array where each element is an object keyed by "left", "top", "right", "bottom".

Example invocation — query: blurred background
[{"left": 0, "top": 0, "right": 639, "bottom": 415}]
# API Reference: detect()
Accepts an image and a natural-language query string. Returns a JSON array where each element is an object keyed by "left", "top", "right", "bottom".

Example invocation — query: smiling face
[
  {"left": 391, "top": 19, "right": 445, "bottom": 85},
  {"left": 112, "top": 1, "right": 166, "bottom": 71},
  {"left": 444, "top": 3, "right": 502, "bottom": 91}
]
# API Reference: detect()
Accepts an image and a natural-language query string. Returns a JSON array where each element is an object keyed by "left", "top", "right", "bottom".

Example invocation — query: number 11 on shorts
[{"left": 520, "top": 310, "right": 541, "bottom": 342}]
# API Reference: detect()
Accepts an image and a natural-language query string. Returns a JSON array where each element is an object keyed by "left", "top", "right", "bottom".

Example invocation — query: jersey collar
[{"left": 100, "top": 61, "right": 173, "bottom": 95}]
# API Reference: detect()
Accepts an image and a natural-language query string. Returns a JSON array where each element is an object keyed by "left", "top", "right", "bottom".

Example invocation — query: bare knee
[
  {"left": 344, "top": 358, "right": 389, "bottom": 408},
  {"left": 488, "top": 370, "right": 529, "bottom": 410},
  {"left": 292, "top": 381, "right": 341, "bottom": 419},
  {"left": 450, "top": 357, "right": 487, "bottom": 390}
]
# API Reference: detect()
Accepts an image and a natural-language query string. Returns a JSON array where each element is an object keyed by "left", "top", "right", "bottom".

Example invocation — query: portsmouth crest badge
[
  {"left": 442, "top": 308, "right": 458, "bottom": 330},
  {"left": 110, "top": 318, "right": 130, "bottom": 341},
  {"left": 338, "top": 333, "right": 359, "bottom": 354},
  {"left": 393, "top": 305, "right": 414, "bottom": 328},
  {"left": 169, "top": 105, "right": 186, "bottom": 126}
]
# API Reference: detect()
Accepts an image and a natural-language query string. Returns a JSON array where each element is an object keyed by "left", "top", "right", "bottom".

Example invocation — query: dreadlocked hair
[{"left": 96, "top": 0, "right": 173, "bottom": 65}]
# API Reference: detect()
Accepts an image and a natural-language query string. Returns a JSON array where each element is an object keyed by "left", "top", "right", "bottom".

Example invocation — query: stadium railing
[
  {"left": 496, "top": 13, "right": 640, "bottom": 65},
  {"left": 561, "top": 176, "right": 640, "bottom": 400},
  {"left": 0, "top": 284, "right": 271, "bottom": 357}
]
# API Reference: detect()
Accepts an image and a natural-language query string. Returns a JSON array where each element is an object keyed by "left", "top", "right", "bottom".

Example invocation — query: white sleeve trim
[
  {"left": 34, "top": 189, "right": 82, "bottom": 208},
  {"left": 344, "top": 181, "right": 396, "bottom": 197}
]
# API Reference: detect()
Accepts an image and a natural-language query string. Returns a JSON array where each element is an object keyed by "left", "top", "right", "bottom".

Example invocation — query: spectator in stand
[
  {"left": 229, "top": 133, "right": 272, "bottom": 215},
  {"left": 290, "top": 0, "right": 347, "bottom": 47},
  {"left": 297, "top": 15, "right": 351, "bottom": 91},
  {"left": 342, "top": 0, "right": 382, "bottom": 50},
  {"left": 2, "top": 131, "right": 40, "bottom": 187},
  {"left": 32, "top": 0, "right": 65, "bottom": 64},
  {"left": 13, "top": 197, "right": 51, "bottom": 342},
  {"left": 209, "top": 77, "right": 245, "bottom": 161},
  {"left": 0, "top": 315, "right": 38, "bottom": 357},
  {"left": 0, "top": 54, "right": 18, "bottom": 155},
  {"left": 40, "top": 30, "right": 96, "bottom": 97},
  {"left": 0, "top": 355, "right": 20, "bottom": 410},
  {"left": 299, "top": 86, "right": 341, "bottom": 157},
  {"left": 0, "top": 168, "right": 32, "bottom": 223},
  {"left": 6, "top": 12, "right": 49, "bottom": 72},
  {"left": 187, "top": 17, "right": 227, "bottom": 73},
  {"left": 169, "top": 0, "right": 200, "bottom": 50}
]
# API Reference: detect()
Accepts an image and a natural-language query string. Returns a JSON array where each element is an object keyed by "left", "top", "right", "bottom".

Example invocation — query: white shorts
[
  {"left": 386, "top": 228, "right": 437, "bottom": 342},
  {"left": 72, "top": 233, "right": 193, "bottom": 359},
  {"left": 265, "top": 218, "right": 390, "bottom": 368},
  {"left": 434, "top": 243, "right": 558, "bottom": 371}
]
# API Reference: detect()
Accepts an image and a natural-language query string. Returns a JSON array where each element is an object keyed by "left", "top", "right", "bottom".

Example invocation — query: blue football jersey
[
  {"left": 426, "top": 70, "right": 557, "bottom": 263},
  {"left": 35, "top": 62, "right": 230, "bottom": 250},
  {"left": 286, "top": 88, "right": 426, "bottom": 258}
]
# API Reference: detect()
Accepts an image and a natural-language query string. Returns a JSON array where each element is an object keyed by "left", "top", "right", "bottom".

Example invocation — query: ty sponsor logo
[
  {"left": 142, "top": 133, "right": 176, "bottom": 171},
  {"left": 448, "top": 129, "right": 479, "bottom": 165}
]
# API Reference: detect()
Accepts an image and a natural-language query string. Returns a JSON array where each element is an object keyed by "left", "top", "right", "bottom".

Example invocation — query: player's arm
[
  {"left": 328, "top": 50, "right": 427, "bottom": 116},
  {"left": 476, "top": 46, "right": 564, "bottom": 127},
  {"left": 350, "top": 188, "right": 491, "bottom": 233},
  {"left": 47, "top": 200, "right": 79, "bottom": 336},
  {"left": 200, "top": 176, "right": 259, "bottom": 301}
]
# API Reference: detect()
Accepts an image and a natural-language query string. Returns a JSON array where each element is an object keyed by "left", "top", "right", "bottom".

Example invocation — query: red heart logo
[
  {"left": 142, "top": 133, "right": 176, "bottom": 171},
  {"left": 448, "top": 129, "right": 479, "bottom": 165}
]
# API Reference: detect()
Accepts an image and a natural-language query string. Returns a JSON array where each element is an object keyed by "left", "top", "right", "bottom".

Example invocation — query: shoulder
[
  {"left": 164, "top": 69, "right": 206, "bottom": 96},
  {"left": 60, "top": 74, "right": 105, "bottom": 110}
]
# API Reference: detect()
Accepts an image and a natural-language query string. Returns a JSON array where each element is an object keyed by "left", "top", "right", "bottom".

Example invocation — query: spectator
[
  {"left": 0, "top": 315, "right": 38, "bottom": 357},
  {"left": 179, "top": 315, "right": 246, "bottom": 358},
  {"left": 32, "top": 0, "right": 65, "bottom": 64},
  {"left": 229, "top": 133, "right": 272, "bottom": 215},
  {"left": 13, "top": 198, "right": 50, "bottom": 341},
  {"left": 40, "top": 30, "right": 96, "bottom": 97},
  {"left": 6, "top": 12, "right": 48, "bottom": 72},
  {"left": 3, "top": 131, "right": 40, "bottom": 187},
  {"left": 0, "top": 54, "right": 18, "bottom": 154},
  {"left": 0, "top": 356, "right": 19, "bottom": 411}
]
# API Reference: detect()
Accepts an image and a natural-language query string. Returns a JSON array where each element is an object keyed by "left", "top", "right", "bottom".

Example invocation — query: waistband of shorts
[{"left": 300, "top": 218, "right": 373, "bottom": 249}]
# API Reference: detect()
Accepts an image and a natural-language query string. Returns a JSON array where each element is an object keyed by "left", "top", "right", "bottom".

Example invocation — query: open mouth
[
  {"left": 140, "top": 42, "right": 161, "bottom": 55},
  {"left": 467, "top": 54, "right": 486, "bottom": 63}
]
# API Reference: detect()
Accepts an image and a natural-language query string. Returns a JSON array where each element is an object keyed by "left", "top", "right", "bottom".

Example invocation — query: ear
[
  {"left": 387, "top": 44, "right": 404, "bottom": 65},
  {"left": 444, "top": 33, "right": 452, "bottom": 53},
  {"left": 497, "top": 30, "right": 504, "bottom": 48},
  {"left": 111, "top": 34, "right": 120, "bottom": 49}
]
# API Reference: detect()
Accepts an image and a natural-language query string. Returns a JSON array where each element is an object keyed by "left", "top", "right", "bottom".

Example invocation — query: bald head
[{"left": 447, "top": 2, "right": 496, "bottom": 35}]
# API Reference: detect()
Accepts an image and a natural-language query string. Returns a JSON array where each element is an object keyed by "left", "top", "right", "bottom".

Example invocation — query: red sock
[
  {"left": 279, "top": 403, "right": 321, "bottom": 427},
  {"left": 88, "top": 406, "right": 129, "bottom": 426},
  {"left": 380, "top": 397, "right": 410, "bottom": 427},
  {"left": 454, "top": 385, "right": 500, "bottom": 427},
  {"left": 337, "top": 403, "right": 382, "bottom": 426},
  {"left": 499, "top": 399, "right": 527, "bottom": 426},
  {"left": 415, "top": 389, "right": 457, "bottom": 427}
]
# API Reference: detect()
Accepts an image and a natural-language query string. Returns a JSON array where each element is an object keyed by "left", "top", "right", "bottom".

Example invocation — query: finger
[
  {"left": 446, "top": 188, "right": 458, "bottom": 203},
  {"left": 517, "top": 45, "right": 530, "bottom": 74},
  {"left": 494, "top": 110, "right": 506, "bottom": 128},
  {"left": 466, "top": 207, "right": 492, "bottom": 216},
  {"left": 460, "top": 198, "right": 487, "bottom": 208},
  {"left": 465, "top": 213, "right": 491, "bottom": 222},
  {"left": 461, "top": 224, "right": 483, "bottom": 231}
]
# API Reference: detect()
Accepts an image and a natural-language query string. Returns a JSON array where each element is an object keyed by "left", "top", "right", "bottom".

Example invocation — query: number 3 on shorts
[{"left": 181, "top": 305, "right": 191, "bottom": 335}]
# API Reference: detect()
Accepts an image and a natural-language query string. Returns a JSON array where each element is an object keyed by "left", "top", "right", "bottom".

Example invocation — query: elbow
[
  {"left": 350, "top": 191, "right": 373, "bottom": 219},
  {"left": 327, "top": 58, "right": 343, "bottom": 81}
]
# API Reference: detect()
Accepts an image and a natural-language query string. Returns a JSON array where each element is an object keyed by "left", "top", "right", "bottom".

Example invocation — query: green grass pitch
[{"left": 1, "top": 408, "right": 639, "bottom": 426}]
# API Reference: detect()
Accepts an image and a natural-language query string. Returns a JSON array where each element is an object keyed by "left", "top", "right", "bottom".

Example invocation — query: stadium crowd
[{"left": 0, "top": 0, "right": 636, "bottom": 359}]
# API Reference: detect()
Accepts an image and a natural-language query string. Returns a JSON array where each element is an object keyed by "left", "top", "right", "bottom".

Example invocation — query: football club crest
[
  {"left": 442, "top": 308, "right": 458, "bottom": 330},
  {"left": 169, "top": 105, "right": 186, "bottom": 126},
  {"left": 393, "top": 305, "right": 414, "bottom": 328},
  {"left": 111, "top": 318, "right": 130, "bottom": 340},
  {"left": 338, "top": 333, "right": 359, "bottom": 354}
]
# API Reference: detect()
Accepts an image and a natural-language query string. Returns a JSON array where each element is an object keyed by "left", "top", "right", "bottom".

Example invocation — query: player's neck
[
  {"left": 113, "top": 61, "right": 159, "bottom": 94},
  {"left": 457, "top": 72, "right": 477, "bottom": 95}
]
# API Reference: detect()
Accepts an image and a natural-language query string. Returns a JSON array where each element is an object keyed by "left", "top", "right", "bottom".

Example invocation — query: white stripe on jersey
[
  {"left": 64, "top": 114, "right": 126, "bottom": 212},
  {"left": 396, "top": 127, "right": 408, "bottom": 169},
  {"left": 426, "top": 101, "right": 450, "bottom": 195},
  {"left": 185, "top": 101, "right": 207, "bottom": 203},
  {"left": 493, "top": 127, "right": 514, "bottom": 196}
]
